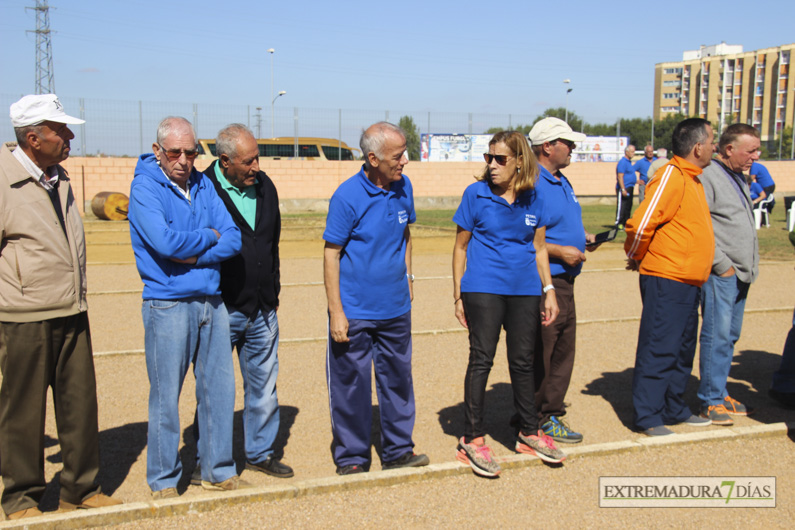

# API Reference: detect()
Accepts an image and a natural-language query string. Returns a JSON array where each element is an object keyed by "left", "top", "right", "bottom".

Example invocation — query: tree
[
  {"left": 651, "top": 113, "right": 686, "bottom": 153},
  {"left": 398, "top": 116, "right": 421, "bottom": 161},
  {"left": 484, "top": 124, "right": 533, "bottom": 135},
  {"left": 532, "top": 107, "right": 584, "bottom": 133}
]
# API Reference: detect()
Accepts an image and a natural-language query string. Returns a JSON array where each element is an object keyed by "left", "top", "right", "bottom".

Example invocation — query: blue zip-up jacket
[{"left": 128, "top": 153, "right": 241, "bottom": 300}]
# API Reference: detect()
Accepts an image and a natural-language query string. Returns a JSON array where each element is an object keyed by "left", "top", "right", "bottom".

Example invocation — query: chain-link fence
[{"left": 0, "top": 93, "right": 537, "bottom": 158}]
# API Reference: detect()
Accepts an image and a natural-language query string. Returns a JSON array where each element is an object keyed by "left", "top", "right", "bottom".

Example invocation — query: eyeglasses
[
  {"left": 552, "top": 139, "right": 576, "bottom": 149},
  {"left": 483, "top": 153, "right": 513, "bottom": 165},
  {"left": 157, "top": 143, "right": 199, "bottom": 161}
]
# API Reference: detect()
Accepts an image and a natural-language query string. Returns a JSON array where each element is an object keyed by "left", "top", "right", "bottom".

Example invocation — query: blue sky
[{"left": 1, "top": 0, "right": 794, "bottom": 127}]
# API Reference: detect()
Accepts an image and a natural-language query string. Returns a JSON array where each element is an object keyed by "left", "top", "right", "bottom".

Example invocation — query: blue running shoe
[{"left": 541, "top": 416, "right": 583, "bottom": 444}]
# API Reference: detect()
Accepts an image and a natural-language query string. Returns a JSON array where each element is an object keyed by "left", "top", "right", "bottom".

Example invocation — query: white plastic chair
[
  {"left": 787, "top": 200, "right": 795, "bottom": 232},
  {"left": 757, "top": 194, "right": 775, "bottom": 228}
]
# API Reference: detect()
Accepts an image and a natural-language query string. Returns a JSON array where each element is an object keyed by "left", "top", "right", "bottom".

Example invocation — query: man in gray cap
[
  {"left": 0, "top": 94, "right": 121, "bottom": 520},
  {"left": 527, "top": 117, "right": 597, "bottom": 443}
]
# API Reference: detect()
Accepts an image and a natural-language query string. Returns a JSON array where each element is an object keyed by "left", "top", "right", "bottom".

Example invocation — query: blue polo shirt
[
  {"left": 535, "top": 167, "right": 586, "bottom": 277},
  {"left": 323, "top": 166, "right": 415, "bottom": 320},
  {"left": 749, "top": 181, "right": 764, "bottom": 201},
  {"left": 750, "top": 162, "right": 775, "bottom": 189},
  {"left": 634, "top": 157, "right": 656, "bottom": 184},
  {"left": 453, "top": 180, "right": 546, "bottom": 296},
  {"left": 616, "top": 156, "right": 636, "bottom": 189}
]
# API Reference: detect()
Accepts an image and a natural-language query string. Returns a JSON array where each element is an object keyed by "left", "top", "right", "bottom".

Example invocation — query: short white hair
[
  {"left": 156, "top": 116, "right": 196, "bottom": 145},
  {"left": 360, "top": 121, "right": 405, "bottom": 164}
]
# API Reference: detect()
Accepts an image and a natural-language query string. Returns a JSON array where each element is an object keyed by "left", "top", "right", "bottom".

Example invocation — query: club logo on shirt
[
  {"left": 525, "top": 214, "right": 537, "bottom": 227},
  {"left": 398, "top": 210, "right": 408, "bottom": 224}
]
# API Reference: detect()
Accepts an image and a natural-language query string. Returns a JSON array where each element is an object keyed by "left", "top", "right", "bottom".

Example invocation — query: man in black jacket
[{"left": 203, "top": 124, "right": 293, "bottom": 478}]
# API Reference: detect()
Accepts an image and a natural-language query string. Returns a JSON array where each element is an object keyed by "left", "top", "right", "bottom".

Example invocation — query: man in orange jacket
[{"left": 624, "top": 118, "right": 715, "bottom": 436}]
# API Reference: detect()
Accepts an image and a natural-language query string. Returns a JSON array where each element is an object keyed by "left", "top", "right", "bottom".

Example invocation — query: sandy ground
[{"left": 2, "top": 219, "right": 795, "bottom": 527}]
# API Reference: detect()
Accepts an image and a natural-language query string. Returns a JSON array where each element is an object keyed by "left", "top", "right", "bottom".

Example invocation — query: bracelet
[
  {"left": 454, "top": 297, "right": 461, "bottom": 304},
  {"left": 543, "top": 284, "right": 556, "bottom": 293}
]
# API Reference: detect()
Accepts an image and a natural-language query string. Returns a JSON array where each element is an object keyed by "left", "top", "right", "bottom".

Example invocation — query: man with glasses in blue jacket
[{"left": 129, "top": 117, "right": 243, "bottom": 499}]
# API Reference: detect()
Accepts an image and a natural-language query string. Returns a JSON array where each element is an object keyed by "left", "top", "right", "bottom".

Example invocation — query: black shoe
[
  {"left": 190, "top": 465, "right": 202, "bottom": 486},
  {"left": 246, "top": 455, "right": 294, "bottom": 478},
  {"left": 769, "top": 388, "right": 795, "bottom": 410},
  {"left": 382, "top": 452, "right": 430, "bottom": 470},
  {"left": 336, "top": 464, "right": 367, "bottom": 476}
]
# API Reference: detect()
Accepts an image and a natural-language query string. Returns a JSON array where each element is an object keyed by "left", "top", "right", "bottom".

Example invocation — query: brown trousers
[
  {"left": 0, "top": 312, "right": 101, "bottom": 515},
  {"left": 534, "top": 277, "right": 577, "bottom": 425}
]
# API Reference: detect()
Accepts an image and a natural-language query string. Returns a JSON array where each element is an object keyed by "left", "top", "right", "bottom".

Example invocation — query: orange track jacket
[{"left": 624, "top": 155, "right": 714, "bottom": 287}]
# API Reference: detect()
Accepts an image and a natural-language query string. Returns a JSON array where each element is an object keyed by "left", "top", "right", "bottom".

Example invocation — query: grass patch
[
  {"left": 582, "top": 203, "right": 794, "bottom": 261},
  {"left": 283, "top": 204, "right": 795, "bottom": 261}
]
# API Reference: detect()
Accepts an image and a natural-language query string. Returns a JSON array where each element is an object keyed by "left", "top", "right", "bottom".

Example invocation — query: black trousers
[
  {"left": 462, "top": 292, "right": 541, "bottom": 440},
  {"left": 0, "top": 312, "right": 101, "bottom": 515},
  {"left": 615, "top": 186, "right": 634, "bottom": 226}
]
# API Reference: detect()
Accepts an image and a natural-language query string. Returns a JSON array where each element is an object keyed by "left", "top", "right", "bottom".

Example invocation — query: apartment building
[{"left": 654, "top": 43, "right": 795, "bottom": 143}]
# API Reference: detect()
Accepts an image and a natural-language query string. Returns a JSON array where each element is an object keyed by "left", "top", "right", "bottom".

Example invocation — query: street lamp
[
  {"left": 268, "top": 48, "right": 275, "bottom": 138},
  {"left": 564, "top": 79, "right": 573, "bottom": 123},
  {"left": 271, "top": 91, "right": 286, "bottom": 138}
]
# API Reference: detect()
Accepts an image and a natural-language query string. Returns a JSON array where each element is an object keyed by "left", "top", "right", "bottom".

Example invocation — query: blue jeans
[
  {"left": 772, "top": 308, "right": 795, "bottom": 393},
  {"left": 698, "top": 274, "right": 749, "bottom": 406},
  {"left": 230, "top": 307, "right": 280, "bottom": 463},
  {"left": 143, "top": 296, "right": 236, "bottom": 491}
]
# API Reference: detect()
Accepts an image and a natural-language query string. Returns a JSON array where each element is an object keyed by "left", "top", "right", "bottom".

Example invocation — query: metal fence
[{"left": 0, "top": 93, "right": 537, "bottom": 158}]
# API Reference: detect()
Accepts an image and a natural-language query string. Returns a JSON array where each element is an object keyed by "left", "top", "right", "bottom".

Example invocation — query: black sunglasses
[
  {"left": 483, "top": 153, "right": 512, "bottom": 165},
  {"left": 552, "top": 139, "right": 576, "bottom": 149}
]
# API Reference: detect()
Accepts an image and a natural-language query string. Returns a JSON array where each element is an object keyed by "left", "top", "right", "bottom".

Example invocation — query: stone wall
[{"left": 61, "top": 157, "right": 795, "bottom": 214}]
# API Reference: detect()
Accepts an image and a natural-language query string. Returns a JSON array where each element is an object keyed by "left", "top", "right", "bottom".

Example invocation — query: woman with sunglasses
[{"left": 452, "top": 130, "right": 562, "bottom": 478}]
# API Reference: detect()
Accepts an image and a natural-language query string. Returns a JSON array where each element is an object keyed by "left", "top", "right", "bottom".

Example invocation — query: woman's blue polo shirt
[
  {"left": 535, "top": 166, "right": 586, "bottom": 277},
  {"left": 453, "top": 180, "right": 546, "bottom": 296},
  {"left": 323, "top": 166, "right": 415, "bottom": 320}
]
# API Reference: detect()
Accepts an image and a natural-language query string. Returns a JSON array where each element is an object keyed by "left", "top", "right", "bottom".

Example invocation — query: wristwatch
[
  {"left": 407, "top": 274, "right": 415, "bottom": 282},
  {"left": 543, "top": 284, "right": 555, "bottom": 293}
]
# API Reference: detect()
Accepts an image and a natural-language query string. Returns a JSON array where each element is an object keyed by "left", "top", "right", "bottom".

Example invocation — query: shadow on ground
[
  {"left": 39, "top": 422, "right": 148, "bottom": 511},
  {"left": 33, "top": 404, "right": 300, "bottom": 509},
  {"left": 730, "top": 349, "right": 795, "bottom": 424},
  {"left": 437, "top": 382, "right": 520, "bottom": 451},
  {"left": 581, "top": 368, "right": 710, "bottom": 429},
  {"left": 177, "top": 405, "right": 299, "bottom": 491},
  {"left": 581, "top": 348, "right": 795, "bottom": 430}
]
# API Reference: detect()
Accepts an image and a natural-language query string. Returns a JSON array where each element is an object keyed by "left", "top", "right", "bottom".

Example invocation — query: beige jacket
[{"left": 0, "top": 142, "right": 87, "bottom": 322}]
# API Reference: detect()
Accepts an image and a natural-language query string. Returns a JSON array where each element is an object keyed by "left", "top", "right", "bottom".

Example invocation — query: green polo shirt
[{"left": 214, "top": 163, "right": 256, "bottom": 230}]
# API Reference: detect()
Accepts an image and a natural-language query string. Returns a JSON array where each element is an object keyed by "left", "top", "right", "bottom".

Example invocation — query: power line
[{"left": 26, "top": 0, "right": 55, "bottom": 94}]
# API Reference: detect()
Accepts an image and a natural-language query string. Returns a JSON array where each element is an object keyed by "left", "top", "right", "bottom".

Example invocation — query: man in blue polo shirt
[
  {"left": 529, "top": 117, "right": 597, "bottom": 444},
  {"left": 615, "top": 144, "right": 637, "bottom": 229},
  {"left": 634, "top": 145, "right": 656, "bottom": 204},
  {"left": 750, "top": 161, "right": 775, "bottom": 212},
  {"left": 323, "top": 121, "right": 429, "bottom": 475}
]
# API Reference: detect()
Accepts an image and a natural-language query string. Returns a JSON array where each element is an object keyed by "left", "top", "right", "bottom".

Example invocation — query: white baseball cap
[
  {"left": 528, "top": 117, "right": 585, "bottom": 146},
  {"left": 10, "top": 94, "right": 85, "bottom": 128}
]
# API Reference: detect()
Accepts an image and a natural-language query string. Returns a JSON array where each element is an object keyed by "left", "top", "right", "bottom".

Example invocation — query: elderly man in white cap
[
  {"left": 526, "top": 117, "right": 598, "bottom": 444},
  {"left": 0, "top": 94, "right": 121, "bottom": 520}
]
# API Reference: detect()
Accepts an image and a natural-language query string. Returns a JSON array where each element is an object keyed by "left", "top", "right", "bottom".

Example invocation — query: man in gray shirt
[
  {"left": 697, "top": 124, "right": 760, "bottom": 426},
  {"left": 646, "top": 147, "right": 669, "bottom": 184}
]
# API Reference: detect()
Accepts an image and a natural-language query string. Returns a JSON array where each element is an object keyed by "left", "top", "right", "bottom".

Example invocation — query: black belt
[{"left": 551, "top": 273, "right": 576, "bottom": 284}]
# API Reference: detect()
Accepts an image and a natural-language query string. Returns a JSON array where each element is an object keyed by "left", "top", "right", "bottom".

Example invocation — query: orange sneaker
[
  {"left": 700, "top": 404, "right": 733, "bottom": 425},
  {"left": 723, "top": 396, "right": 753, "bottom": 416}
]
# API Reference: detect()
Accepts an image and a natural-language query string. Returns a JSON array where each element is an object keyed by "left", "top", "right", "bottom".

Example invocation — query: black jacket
[{"left": 204, "top": 160, "right": 280, "bottom": 315}]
